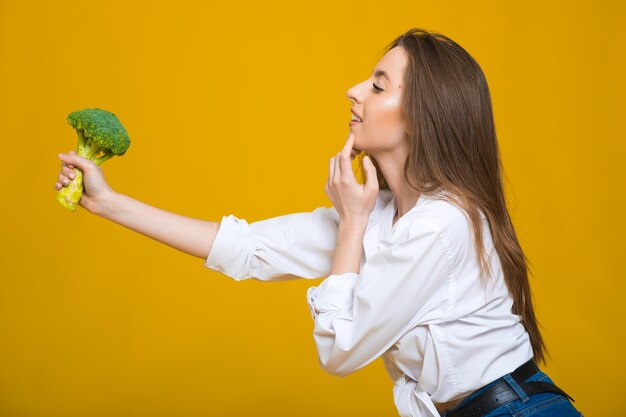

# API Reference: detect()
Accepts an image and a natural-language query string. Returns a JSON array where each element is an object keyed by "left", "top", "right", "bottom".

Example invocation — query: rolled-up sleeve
[
  {"left": 306, "top": 220, "right": 454, "bottom": 377},
  {"left": 306, "top": 272, "right": 359, "bottom": 320},
  {"left": 205, "top": 206, "right": 339, "bottom": 281}
]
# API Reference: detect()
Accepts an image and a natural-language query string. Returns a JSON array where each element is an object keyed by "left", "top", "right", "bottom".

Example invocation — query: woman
[{"left": 54, "top": 28, "right": 582, "bottom": 417}]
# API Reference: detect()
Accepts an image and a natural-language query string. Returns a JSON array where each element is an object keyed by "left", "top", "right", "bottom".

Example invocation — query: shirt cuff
[
  {"left": 204, "top": 215, "right": 255, "bottom": 281},
  {"left": 306, "top": 272, "right": 359, "bottom": 320}
]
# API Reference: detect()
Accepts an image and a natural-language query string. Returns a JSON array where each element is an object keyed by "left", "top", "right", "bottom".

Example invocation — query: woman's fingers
[
  {"left": 54, "top": 152, "right": 79, "bottom": 191},
  {"left": 57, "top": 166, "right": 76, "bottom": 184},
  {"left": 339, "top": 151, "right": 352, "bottom": 179},
  {"left": 62, "top": 165, "right": 76, "bottom": 178},
  {"left": 326, "top": 156, "right": 333, "bottom": 197},
  {"left": 68, "top": 151, "right": 76, "bottom": 168},
  {"left": 59, "top": 152, "right": 89, "bottom": 171},
  {"left": 329, "top": 134, "right": 357, "bottom": 187},
  {"left": 334, "top": 152, "right": 341, "bottom": 182},
  {"left": 326, "top": 157, "right": 332, "bottom": 195},
  {"left": 58, "top": 152, "right": 96, "bottom": 174},
  {"left": 57, "top": 172, "right": 69, "bottom": 185},
  {"left": 339, "top": 134, "right": 355, "bottom": 178},
  {"left": 341, "top": 133, "right": 354, "bottom": 154},
  {"left": 328, "top": 134, "right": 357, "bottom": 195}
]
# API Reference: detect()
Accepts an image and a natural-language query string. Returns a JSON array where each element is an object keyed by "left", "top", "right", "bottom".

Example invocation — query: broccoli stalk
[
  {"left": 57, "top": 108, "right": 131, "bottom": 212},
  {"left": 77, "top": 129, "right": 116, "bottom": 165}
]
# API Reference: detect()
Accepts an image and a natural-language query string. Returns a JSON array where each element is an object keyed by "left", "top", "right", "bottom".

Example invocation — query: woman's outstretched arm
[
  {"left": 94, "top": 192, "right": 219, "bottom": 259},
  {"left": 55, "top": 151, "right": 219, "bottom": 260}
]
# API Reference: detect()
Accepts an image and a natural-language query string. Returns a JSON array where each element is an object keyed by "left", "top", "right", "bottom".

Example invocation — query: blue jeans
[{"left": 442, "top": 369, "right": 583, "bottom": 416}]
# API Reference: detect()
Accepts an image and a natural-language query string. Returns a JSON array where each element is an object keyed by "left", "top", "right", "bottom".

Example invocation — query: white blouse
[{"left": 204, "top": 188, "right": 533, "bottom": 417}]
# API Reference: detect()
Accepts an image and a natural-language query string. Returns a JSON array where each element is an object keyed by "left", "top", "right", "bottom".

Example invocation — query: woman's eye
[{"left": 372, "top": 83, "right": 384, "bottom": 92}]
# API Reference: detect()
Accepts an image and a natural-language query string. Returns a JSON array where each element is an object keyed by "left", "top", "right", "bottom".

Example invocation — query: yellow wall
[{"left": 1, "top": 0, "right": 624, "bottom": 415}]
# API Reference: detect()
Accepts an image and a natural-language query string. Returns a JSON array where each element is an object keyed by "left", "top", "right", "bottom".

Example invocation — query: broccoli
[{"left": 56, "top": 108, "right": 131, "bottom": 212}]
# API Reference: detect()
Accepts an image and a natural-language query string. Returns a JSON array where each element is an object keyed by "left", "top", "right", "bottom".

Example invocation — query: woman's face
[{"left": 346, "top": 46, "right": 408, "bottom": 155}]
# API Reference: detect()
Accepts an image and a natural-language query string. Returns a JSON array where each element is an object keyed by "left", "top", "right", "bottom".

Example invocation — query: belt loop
[{"left": 503, "top": 374, "right": 529, "bottom": 403}]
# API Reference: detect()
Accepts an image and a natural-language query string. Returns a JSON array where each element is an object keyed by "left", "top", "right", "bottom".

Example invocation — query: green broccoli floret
[{"left": 57, "top": 108, "right": 131, "bottom": 212}]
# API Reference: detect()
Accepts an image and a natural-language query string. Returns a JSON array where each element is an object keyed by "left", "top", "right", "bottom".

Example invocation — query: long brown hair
[{"left": 359, "top": 28, "right": 547, "bottom": 364}]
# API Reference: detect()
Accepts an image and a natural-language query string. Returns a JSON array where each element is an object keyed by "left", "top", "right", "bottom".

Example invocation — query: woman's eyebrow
[{"left": 373, "top": 70, "right": 391, "bottom": 81}]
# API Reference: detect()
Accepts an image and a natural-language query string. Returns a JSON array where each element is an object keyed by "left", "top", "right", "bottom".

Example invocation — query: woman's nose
[{"left": 346, "top": 84, "right": 362, "bottom": 104}]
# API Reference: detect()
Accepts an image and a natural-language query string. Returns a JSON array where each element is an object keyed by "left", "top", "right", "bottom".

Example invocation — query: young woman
[{"left": 54, "top": 28, "right": 583, "bottom": 417}]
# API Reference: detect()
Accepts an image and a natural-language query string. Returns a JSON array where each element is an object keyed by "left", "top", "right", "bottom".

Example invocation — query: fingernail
[
  {"left": 69, "top": 173, "right": 75, "bottom": 179},
  {"left": 63, "top": 180, "right": 69, "bottom": 186}
]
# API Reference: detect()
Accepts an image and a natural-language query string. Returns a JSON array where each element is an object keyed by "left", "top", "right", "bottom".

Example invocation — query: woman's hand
[
  {"left": 325, "top": 133, "right": 379, "bottom": 224},
  {"left": 54, "top": 150, "right": 115, "bottom": 214}
]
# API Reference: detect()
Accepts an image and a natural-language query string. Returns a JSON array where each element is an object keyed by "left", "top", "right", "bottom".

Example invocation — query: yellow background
[{"left": 1, "top": 0, "right": 624, "bottom": 415}]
